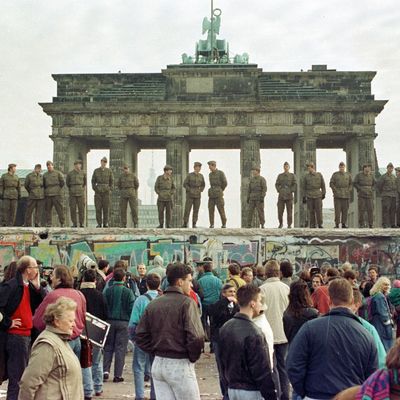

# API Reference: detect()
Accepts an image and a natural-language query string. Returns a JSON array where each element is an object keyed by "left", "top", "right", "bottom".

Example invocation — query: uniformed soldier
[
  {"left": 24, "top": 164, "right": 44, "bottom": 227},
  {"left": 247, "top": 166, "right": 267, "bottom": 228},
  {"left": 43, "top": 161, "right": 65, "bottom": 227},
  {"left": 182, "top": 161, "right": 205, "bottom": 228},
  {"left": 396, "top": 167, "right": 400, "bottom": 228},
  {"left": 66, "top": 160, "right": 86, "bottom": 228},
  {"left": 353, "top": 163, "right": 375, "bottom": 228},
  {"left": 0, "top": 163, "right": 20, "bottom": 226},
  {"left": 154, "top": 165, "right": 175, "bottom": 228},
  {"left": 118, "top": 164, "right": 139, "bottom": 228},
  {"left": 302, "top": 162, "right": 325, "bottom": 228},
  {"left": 208, "top": 161, "right": 227, "bottom": 228},
  {"left": 377, "top": 162, "right": 397, "bottom": 228},
  {"left": 275, "top": 161, "right": 297, "bottom": 228},
  {"left": 329, "top": 162, "right": 352, "bottom": 228},
  {"left": 91, "top": 157, "right": 114, "bottom": 228}
]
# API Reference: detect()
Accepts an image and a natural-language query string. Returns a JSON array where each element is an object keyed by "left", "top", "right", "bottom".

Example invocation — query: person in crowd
[
  {"left": 150, "top": 255, "right": 165, "bottom": 279},
  {"left": 219, "top": 284, "right": 278, "bottom": 400},
  {"left": 208, "top": 283, "right": 240, "bottom": 399},
  {"left": 341, "top": 261, "right": 353, "bottom": 272},
  {"left": 362, "top": 265, "right": 379, "bottom": 297},
  {"left": 280, "top": 261, "right": 294, "bottom": 287},
  {"left": 0, "top": 256, "right": 46, "bottom": 400},
  {"left": 136, "top": 263, "right": 204, "bottom": 400},
  {"left": 18, "top": 297, "right": 83, "bottom": 400},
  {"left": 344, "top": 270, "right": 358, "bottom": 287},
  {"left": 352, "top": 288, "right": 387, "bottom": 369},
  {"left": 2, "top": 261, "right": 18, "bottom": 283},
  {"left": 135, "top": 264, "right": 148, "bottom": 295},
  {"left": 283, "top": 280, "right": 319, "bottom": 400},
  {"left": 129, "top": 273, "right": 161, "bottom": 400},
  {"left": 260, "top": 260, "right": 290, "bottom": 400},
  {"left": 103, "top": 268, "right": 135, "bottom": 383},
  {"left": 312, "top": 267, "right": 340, "bottom": 314},
  {"left": 240, "top": 267, "right": 254, "bottom": 284},
  {"left": 369, "top": 276, "right": 394, "bottom": 351},
  {"left": 96, "top": 259, "right": 110, "bottom": 291},
  {"left": 198, "top": 261, "right": 222, "bottom": 342},
  {"left": 287, "top": 279, "right": 378, "bottom": 400},
  {"left": 227, "top": 263, "right": 246, "bottom": 289},
  {"left": 388, "top": 279, "right": 400, "bottom": 338},
  {"left": 253, "top": 265, "right": 266, "bottom": 287},
  {"left": 80, "top": 269, "right": 108, "bottom": 398},
  {"left": 310, "top": 273, "right": 323, "bottom": 294}
]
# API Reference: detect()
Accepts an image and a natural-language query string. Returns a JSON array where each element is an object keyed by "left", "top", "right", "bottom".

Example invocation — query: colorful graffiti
[{"left": 0, "top": 230, "right": 400, "bottom": 279}]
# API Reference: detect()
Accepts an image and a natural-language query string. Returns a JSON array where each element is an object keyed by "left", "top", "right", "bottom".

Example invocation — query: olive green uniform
[
  {"left": 302, "top": 172, "right": 326, "bottom": 228},
  {"left": 0, "top": 172, "right": 20, "bottom": 226},
  {"left": 183, "top": 172, "right": 205, "bottom": 227},
  {"left": 118, "top": 172, "right": 139, "bottom": 227},
  {"left": 275, "top": 172, "right": 297, "bottom": 227},
  {"left": 397, "top": 175, "right": 400, "bottom": 227},
  {"left": 247, "top": 175, "right": 267, "bottom": 227},
  {"left": 329, "top": 171, "right": 352, "bottom": 227},
  {"left": 66, "top": 169, "right": 86, "bottom": 227},
  {"left": 208, "top": 170, "right": 227, "bottom": 227},
  {"left": 24, "top": 171, "right": 44, "bottom": 227},
  {"left": 91, "top": 167, "right": 114, "bottom": 227},
  {"left": 353, "top": 172, "right": 375, "bottom": 228},
  {"left": 377, "top": 172, "right": 397, "bottom": 228},
  {"left": 154, "top": 175, "right": 175, "bottom": 227},
  {"left": 43, "top": 169, "right": 65, "bottom": 226}
]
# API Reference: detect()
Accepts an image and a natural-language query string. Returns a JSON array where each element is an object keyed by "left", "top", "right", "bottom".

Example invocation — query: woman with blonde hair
[
  {"left": 370, "top": 276, "right": 394, "bottom": 351},
  {"left": 18, "top": 297, "right": 84, "bottom": 399}
]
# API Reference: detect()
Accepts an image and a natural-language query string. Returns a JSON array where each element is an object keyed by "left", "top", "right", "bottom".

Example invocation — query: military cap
[
  {"left": 8, "top": 163, "right": 16, "bottom": 168},
  {"left": 251, "top": 165, "right": 260, "bottom": 171},
  {"left": 395, "top": 167, "right": 400, "bottom": 172},
  {"left": 46, "top": 160, "right": 53, "bottom": 166},
  {"left": 34, "top": 164, "right": 42, "bottom": 169},
  {"left": 283, "top": 161, "right": 290, "bottom": 166},
  {"left": 339, "top": 161, "right": 345, "bottom": 167},
  {"left": 207, "top": 161, "right": 216, "bottom": 166},
  {"left": 362, "top": 163, "right": 372, "bottom": 169},
  {"left": 387, "top": 162, "right": 394, "bottom": 168},
  {"left": 306, "top": 161, "right": 315, "bottom": 168},
  {"left": 194, "top": 162, "right": 202, "bottom": 168},
  {"left": 163, "top": 164, "right": 173, "bottom": 171},
  {"left": 101, "top": 157, "right": 108, "bottom": 162},
  {"left": 122, "top": 163, "right": 130, "bottom": 169},
  {"left": 74, "top": 159, "right": 82, "bottom": 165}
]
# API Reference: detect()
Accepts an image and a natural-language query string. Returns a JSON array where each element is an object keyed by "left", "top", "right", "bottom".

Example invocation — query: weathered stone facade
[{"left": 40, "top": 64, "right": 386, "bottom": 227}]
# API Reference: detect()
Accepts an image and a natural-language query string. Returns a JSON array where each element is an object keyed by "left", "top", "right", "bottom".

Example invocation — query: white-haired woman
[
  {"left": 370, "top": 277, "right": 394, "bottom": 351},
  {"left": 18, "top": 297, "right": 84, "bottom": 400}
]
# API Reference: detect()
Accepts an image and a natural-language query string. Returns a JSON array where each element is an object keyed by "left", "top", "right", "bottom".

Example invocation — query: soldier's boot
[
  {"left": 278, "top": 223, "right": 283, "bottom": 228},
  {"left": 318, "top": 225, "right": 323, "bottom": 228},
  {"left": 334, "top": 224, "right": 339, "bottom": 228},
  {"left": 182, "top": 223, "right": 188, "bottom": 228},
  {"left": 342, "top": 223, "right": 348, "bottom": 228},
  {"left": 209, "top": 224, "right": 214, "bottom": 228},
  {"left": 287, "top": 225, "right": 291, "bottom": 228}
]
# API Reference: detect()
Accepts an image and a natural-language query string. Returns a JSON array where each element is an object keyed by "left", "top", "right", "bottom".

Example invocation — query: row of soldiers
[{"left": 1, "top": 158, "right": 399, "bottom": 228}]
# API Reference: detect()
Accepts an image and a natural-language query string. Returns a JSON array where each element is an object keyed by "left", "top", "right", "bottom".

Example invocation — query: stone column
[
  {"left": 109, "top": 136, "right": 127, "bottom": 227},
  {"left": 293, "top": 133, "right": 317, "bottom": 227},
  {"left": 126, "top": 138, "right": 141, "bottom": 227},
  {"left": 240, "top": 136, "right": 261, "bottom": 228},
  {"left": 166, "top": 138, "right": 189, "bottom": 228}
]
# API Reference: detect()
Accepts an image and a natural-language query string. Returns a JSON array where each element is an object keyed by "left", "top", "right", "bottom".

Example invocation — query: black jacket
[
  {"left": 80, "top": 287, "right": 108, "bottom": 321},
  {"left": 208, "top": 297, "right": 239, "bottom": 342},
  {"left": 219, "top": 313, "right": 278, "bottom": 400},
  {"left": 283, "top": 307, "right": 318, "bottom": 343},
  {"left": 287, "top": 307, "right": 378, "bottom": 399}
]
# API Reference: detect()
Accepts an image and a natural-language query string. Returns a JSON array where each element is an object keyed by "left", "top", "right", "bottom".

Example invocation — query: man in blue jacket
[{"left": 287, "top": 278, "right": 378, "bottom": 400}]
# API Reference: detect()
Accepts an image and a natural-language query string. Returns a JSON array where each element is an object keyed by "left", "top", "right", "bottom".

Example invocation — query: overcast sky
[{"left": 1, "top": 0, "right": 399, "bottom": 227}]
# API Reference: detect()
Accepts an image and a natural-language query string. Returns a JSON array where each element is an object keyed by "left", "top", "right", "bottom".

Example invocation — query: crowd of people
[{"left": 1, "top": 254, "right": 400, "bottom": 400}]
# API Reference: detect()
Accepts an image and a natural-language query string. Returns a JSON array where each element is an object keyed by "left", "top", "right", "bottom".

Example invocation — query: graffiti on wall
[{"left": 0, "top": 231, "right": 400, "bottom": 278}]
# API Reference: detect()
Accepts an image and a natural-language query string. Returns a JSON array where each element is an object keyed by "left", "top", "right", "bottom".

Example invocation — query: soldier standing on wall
[
  {"left": 24, "top": 164, "right": 44, "bottom": 227},
  {"left": 118, "top": 164, "right": 139, "bottom": 228},
  {"left": 377, "top": 162, "right": 397, "bottom": 228},
  {"left": 155, "top": 165, "right": 175, "bottom": 228},
  {"left": 208, "top": 161, "right": 227, "bottom": 228},
  {"left": 247, "top": 166, "right": 267, "bottom": 228},
  {"left": 182, "top": 161, "right": 205, "bottom": 228},
  {"left": 396, "top": 167, "right": 400, "bottom": 228},
  {"left": 0, "top": 163, "right": 20, "bottom": 226},
  {"left": 66, "top": 160, "right": 86, "bottom": 228},
  {"left": 302, "top": 162, "right": 326, "bottom": 228},
  {"left": 275, "top": 161, "right": 297, "bottom": 228},
  {"left": 329, "top": 161, "right": 352, "bottom": 228},
  {"left": 353, "top": 163, "right": 375, "bottom": 228},
  {"left": 91, "top": 157, "right": 114, "bottom": 228},
  {"left": 43, "top": 161, "right": 65, "bottom": 227}
]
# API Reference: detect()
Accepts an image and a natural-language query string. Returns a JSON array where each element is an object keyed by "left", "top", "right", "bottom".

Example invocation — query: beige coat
[{"left": 18, "top": 326, "right": 83, "bottom": 400}]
